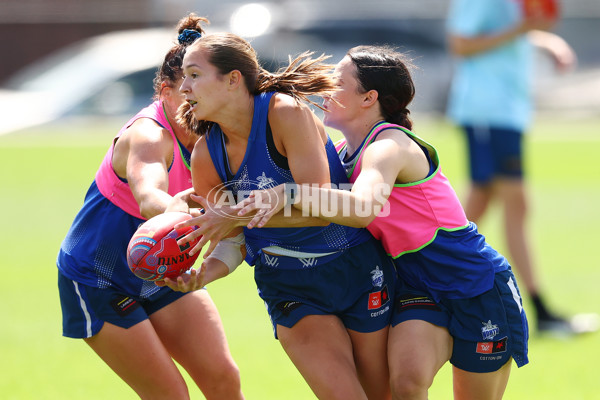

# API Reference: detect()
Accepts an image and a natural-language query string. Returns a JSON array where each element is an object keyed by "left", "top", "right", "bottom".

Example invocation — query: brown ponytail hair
[
  {"left": 346, "top": 45, "right": 415, "bottom": 130},
  {"left": 255, "top": 51, "right": 337, "bottom": 108},
  {"left": 152, "top": 13, "right": 209, "bottom": 99},
  {"left": 178, "top": 32, "right": 336, "bottom": 135}
]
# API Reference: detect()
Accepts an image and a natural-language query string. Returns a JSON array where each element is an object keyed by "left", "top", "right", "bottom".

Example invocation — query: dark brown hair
[
  {"left": 178, "top": 32, "right": 336, "bottom": 135},
  {"left": 152, "top": 13, "right": 209, "bottom": 98},
  {"left": 347, "top": 45, "right": 415, "bottom": 130}
]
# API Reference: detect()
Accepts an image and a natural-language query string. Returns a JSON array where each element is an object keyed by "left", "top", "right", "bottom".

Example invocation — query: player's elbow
[
  {"left": 138, "top": 203, "right": 160, "bottom": 220},
  {"left": 346, "top": 214, "right": 376, "bottom": 228},
  {"left": 448, "top": 36, "right": 472, "bottom": 57}
]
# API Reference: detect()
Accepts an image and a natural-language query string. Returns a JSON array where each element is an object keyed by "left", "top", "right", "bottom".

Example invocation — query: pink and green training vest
[
  {"left": 94, "top": 101, "right": 192, "bottom": 219},
  {"left": 336, "top": 122, "right": 469, "bottom": 258}
]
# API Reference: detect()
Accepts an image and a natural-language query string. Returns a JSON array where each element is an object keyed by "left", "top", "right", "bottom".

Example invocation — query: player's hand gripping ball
[{"left": 127, "top": 212, "right": 201, "bottom": 281}]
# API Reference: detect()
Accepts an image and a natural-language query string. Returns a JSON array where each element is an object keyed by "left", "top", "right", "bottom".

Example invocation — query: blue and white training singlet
[{"left": 205, "top": 92, "right": 371, "bottom": 267}]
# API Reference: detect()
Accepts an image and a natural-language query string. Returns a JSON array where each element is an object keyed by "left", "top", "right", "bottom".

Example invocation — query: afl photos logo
[{"left": 205, "top": 177, "right": 279, "bottom": 220}]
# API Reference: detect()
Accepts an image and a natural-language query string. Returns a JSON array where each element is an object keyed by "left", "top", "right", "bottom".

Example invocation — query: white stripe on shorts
[
  {"left": 507, "top": 277, "right": 523, "bottom": 314},
  {"left": 73, "top": 281, "right": 93, "bottom": 338}
]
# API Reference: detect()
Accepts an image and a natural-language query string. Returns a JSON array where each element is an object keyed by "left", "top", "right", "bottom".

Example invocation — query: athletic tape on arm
[{"left": 209, "top": 233, "right": 245, "bottom": 274}]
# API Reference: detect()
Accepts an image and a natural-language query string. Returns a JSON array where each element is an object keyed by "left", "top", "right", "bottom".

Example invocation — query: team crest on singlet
[{"left": 256, "top": 172, "right": 275, "bottom": 189}]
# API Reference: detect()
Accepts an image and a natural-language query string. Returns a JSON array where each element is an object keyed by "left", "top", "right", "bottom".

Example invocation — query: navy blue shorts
[
  {"left": 463, "top": 125, "right": 524, "bottom": 184},
  {"left": 58, "top": 271, "right": 189, "bottom": 338},
  {"left": 391, "top": 269, "right": 529, "bottom": 373},
  {"left": 254, "top": 238, "right": 397, "bottom": 338}
]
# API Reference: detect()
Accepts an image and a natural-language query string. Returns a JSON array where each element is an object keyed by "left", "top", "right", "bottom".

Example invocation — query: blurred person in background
[
  {"left": 56, "top": 14, "right": 244, "bottom": 399},
  {"left": 445, "top": 0, "right": 578, "bottom": 334}
]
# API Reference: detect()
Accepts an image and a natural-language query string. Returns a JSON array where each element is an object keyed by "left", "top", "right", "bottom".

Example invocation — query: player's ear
[
  {"left": 228, "top": 70, "right": 243, "bottom": 90},
  {"left": 159, "top": 81, "right": 172, "bottom": 98},
  {"left": 363, "top": 89, "right": 379, "bottom": 108}
]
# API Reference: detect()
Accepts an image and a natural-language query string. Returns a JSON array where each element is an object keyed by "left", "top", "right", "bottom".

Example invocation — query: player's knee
[
  {"left": 390, "top": 369, "right": 432, "bottom": 399},
  {"left": 219, "top": 361, "right": 242, "bottom": 388},
  {"left": 201, "top": 360, "right": 242, "bottom": 399}
]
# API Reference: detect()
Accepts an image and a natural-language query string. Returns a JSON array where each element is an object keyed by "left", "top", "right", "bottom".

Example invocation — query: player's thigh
[
  {"left": 388, "top": 319, "right": 452, "bottom": 387},
  {"left": 453, "top": 359, "right": 511, "bottom": 400},
  {"left": 85, "top": 320, "right": 187, "bottom": 396},
  {"left": 277, "top": 314, "right": 366, "bottom": 400},
  {"left": 149, "top": 290, "right": 235, "bottom": 373},
  {"left": 496, "top": 178, "right": 527, "bottom": 209},
  {"left": 348, "top": 327, "right": 390, "bottom": 400}
]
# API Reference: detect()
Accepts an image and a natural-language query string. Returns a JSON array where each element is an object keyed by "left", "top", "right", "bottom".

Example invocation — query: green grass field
[{"left": 1, "top": 115, "right": 599, "bottom": 399}]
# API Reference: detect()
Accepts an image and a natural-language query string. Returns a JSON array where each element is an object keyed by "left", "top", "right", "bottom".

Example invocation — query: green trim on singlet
[{"left": 162, "top": 101, "right": 191, "bottom": 171}]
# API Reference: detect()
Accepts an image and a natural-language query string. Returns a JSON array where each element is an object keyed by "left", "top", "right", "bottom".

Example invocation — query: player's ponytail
[
  {"left": 255, "top": 52, "right": 336, "bottom": 111},
  {"left": 379, "top": 94, "right": 413, "bottom": 131}
]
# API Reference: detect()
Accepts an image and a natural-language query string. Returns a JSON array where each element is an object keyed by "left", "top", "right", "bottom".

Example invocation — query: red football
[{"left": 126, "top": 212, "right": 201, "bottom": 281}]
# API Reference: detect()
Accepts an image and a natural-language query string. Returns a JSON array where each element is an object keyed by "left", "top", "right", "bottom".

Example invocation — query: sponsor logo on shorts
[
  {"left": 110, "top": 295, "right": 140, "bottom": 317},
  {"left": 476, "top": 337, "right": 507, "bottom": 354},
  {"left": 299, "top": 257, "right": 318, "bottom": 268},
  {"left": 481, "top": 320, "right": 500, "bottom": 340},
  {"left": 370, "top": 266, "right": 384, "bottom": 288},
  {"left": 371, "top": 304, "right": 390, "bottom": 318},
  {"left": 263, "top": 253, "right": 280, "bottom": 268},
  {"left": 394, "top": 294, "right": 440, "bottom": 313},
  {"left": 368, "top": 285, "right": 389, "bottom": 310},
  {"left": 276, "top": 301, "right": 303, "bottom": 316}
]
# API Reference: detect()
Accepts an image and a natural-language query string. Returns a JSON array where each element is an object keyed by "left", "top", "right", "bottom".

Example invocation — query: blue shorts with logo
[
  {"left": 58, "top": 271, "right": 189, "bottom": 338},
  {"left": 463, "top": 125, "right": 524, "bottom": 184},
  {"left": 254, "top": 237, "right": 396, "bottom": 339},
  {"left": 391, "top": 268, "right": 529, "bottom": 373}
]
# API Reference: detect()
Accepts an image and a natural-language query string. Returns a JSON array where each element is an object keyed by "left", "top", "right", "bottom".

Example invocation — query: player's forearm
[
  {"left": 263, "top": 207, "right": 331, "bottom": 227},
  {"left": 201, "top": 257, "right": 231, "bottom": 286},
  {"left": 448, "top": 23, "right": 528, "bottom": 57},
  {"left": 137, "top": 190, "right": 178, "bottom": 219},
  {"left": 290, "top": 186, "right": 381, "bottom": 228}
]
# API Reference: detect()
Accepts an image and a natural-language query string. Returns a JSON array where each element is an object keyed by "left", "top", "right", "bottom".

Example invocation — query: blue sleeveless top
[
  {"left": 57, "top": 181, "right": 160, "bottom": 297},
  {"left": 205, "top": 92, "right": 371, "bottom": 267}
]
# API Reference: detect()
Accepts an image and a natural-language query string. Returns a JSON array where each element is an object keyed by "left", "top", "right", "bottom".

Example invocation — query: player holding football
[
  {"left": 164, "top": 32, "right": 397, "bottom": 399},
  {"left": 56, "top": 14, "right": 244, "bottom": 399}
]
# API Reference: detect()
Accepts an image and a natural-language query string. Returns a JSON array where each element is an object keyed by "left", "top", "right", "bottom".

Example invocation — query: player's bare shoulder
[
  {"left": 112, "top": 117, "right": 172, "bottom": 178},
  {"left": 268, "top": 93, "right": 327, "bottom": 146},
  {"left": 268, "top": 92, "right": 312, "bottom": 122}
]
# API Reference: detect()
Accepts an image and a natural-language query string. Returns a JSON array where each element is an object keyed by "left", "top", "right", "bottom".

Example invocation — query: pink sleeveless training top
[
  {"left": 336, "top": 122, "right": 469, "bottom": 257},
  {"left": 95, "top": 101, "right": 193, "bottom": 219}
]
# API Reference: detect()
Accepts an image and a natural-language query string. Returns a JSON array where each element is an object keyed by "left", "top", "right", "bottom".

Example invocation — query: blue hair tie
[{"left": 178, "top": 29, "right": 202, "bottom": 45}]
